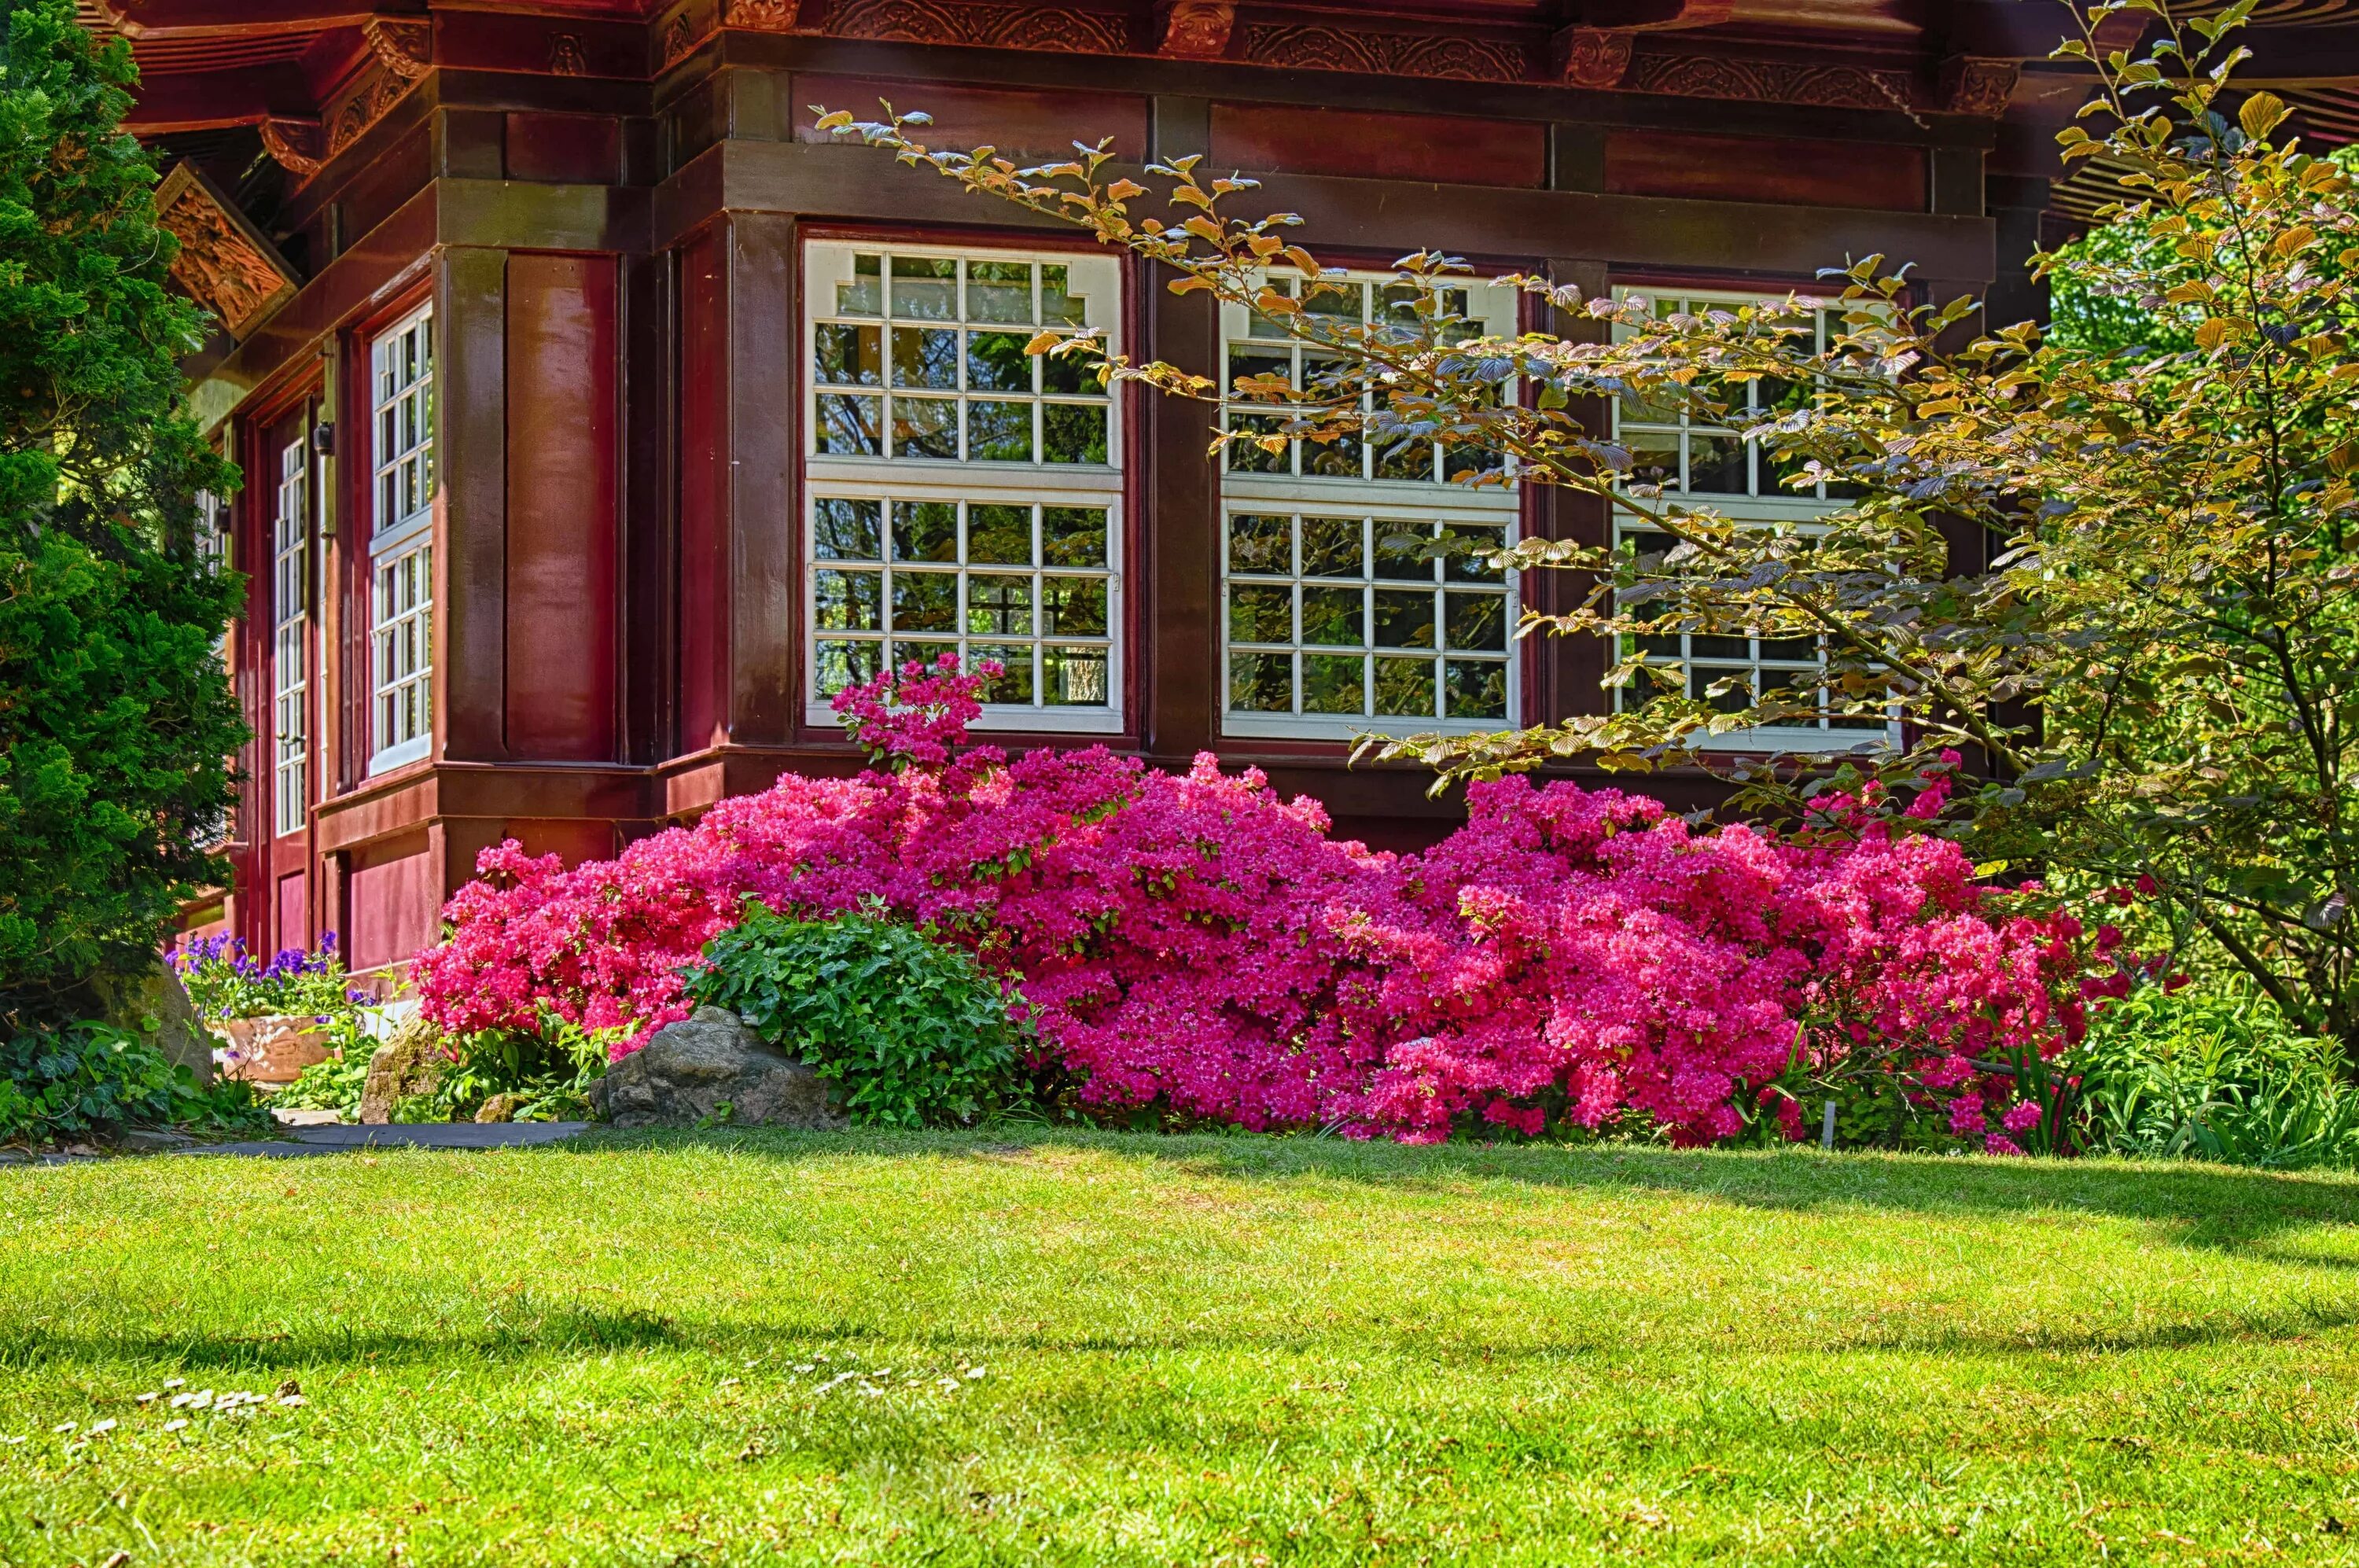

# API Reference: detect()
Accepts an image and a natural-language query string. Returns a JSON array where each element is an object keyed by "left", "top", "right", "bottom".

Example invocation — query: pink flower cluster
[{"left": 412, "top": 660, "right": 2106, "bottom": 1145}]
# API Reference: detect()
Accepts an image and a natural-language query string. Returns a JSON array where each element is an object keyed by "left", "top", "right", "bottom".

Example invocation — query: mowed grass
[{"left": 6, "top": 1134, "right": 2359, "bottom": 1566}]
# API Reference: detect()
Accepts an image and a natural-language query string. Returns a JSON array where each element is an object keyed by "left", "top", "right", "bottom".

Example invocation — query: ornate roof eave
[{"left": 153, "top": 159, "right": 300, "bottom": 340}]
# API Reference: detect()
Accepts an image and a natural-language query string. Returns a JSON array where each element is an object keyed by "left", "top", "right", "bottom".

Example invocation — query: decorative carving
[
  {"left": 258, "top": 116, "right": 322, "bottom": 178},
  {"left": 548, "top": 31, "right": 587, "bottom": 75},
  {"left": 661, "top": 14, "right": 695, "bottom": 63},
  {"left": 725, "top": 0, "right": 800, "bottom": 28},
  {"left": 1157, "top": 0, "right": 1232, "bottom": 58},
  {"left": 1554, "top": 27, "right": 1632, "bottom": 88},
  {"left": 1940, "top": 54, "right": 2019, "bottom": 116},
  {"left": 1626, "top": 53, "right": 1923, "bottom": 112},
  {"left": 154, "top": 161, "right": 297, "bottom": 341},
  {"left": 362, "top": 17, "right": 432, "bottom": 81},
  {"left": 824, "top": 0, "right": 1129, "bottom": 53},
  {"left": 1240, "top": 24, "right": 1532, "bottom": 83}
]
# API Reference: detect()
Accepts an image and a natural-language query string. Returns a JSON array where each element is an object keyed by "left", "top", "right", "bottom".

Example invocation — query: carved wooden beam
[
  {"left": 362, "top": 16, "right": 432, "bottom": 79},
  {"left": 1554, "top": 27, "right": 1632, "bottom": 88},
  {"left": 1157, "top": 0, "right": 1235, "bottom": 60},
  {"left": 1939, "top": 53, "right": 2019, "bottom": 117},
  {"left": 154, "top": 160, "right": 299, "bottom": 340},
  {"left": 1574, "top": 0, "right": 1734, "bottom": 31},
  {"left": 99, "top": 0, "right": 393, "bottom": 39},
  {"left": 259, "top": 116, "right": 324, "bottom": 176},
  {"left": 120, "top": 63, "right": 311, "bottom": 134}
]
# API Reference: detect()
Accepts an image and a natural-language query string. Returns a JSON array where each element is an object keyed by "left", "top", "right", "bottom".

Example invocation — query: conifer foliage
[{"left": 0, "top": 0, "right": 243, "bottom": 1001}]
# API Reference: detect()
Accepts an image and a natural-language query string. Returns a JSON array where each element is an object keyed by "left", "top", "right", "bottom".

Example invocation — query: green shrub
[
  {"left": 686, "top": 903, "right": 1020, "bottom": 1128},
  {"left": 2076, "top": 982, "right": 2359, "bottom": 1170},
  {"left": 0, "top": 1018, "right": 262, "bottom": 1144}
]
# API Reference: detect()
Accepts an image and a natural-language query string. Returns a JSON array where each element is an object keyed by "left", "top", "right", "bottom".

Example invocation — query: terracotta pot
[{"left": 211, "top": 1016, "right": 334, "bottom": 1085}]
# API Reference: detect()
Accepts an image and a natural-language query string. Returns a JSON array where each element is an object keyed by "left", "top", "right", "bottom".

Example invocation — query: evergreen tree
[{"left": 0, "top": 0, "right": 245, "bottom": 1003}]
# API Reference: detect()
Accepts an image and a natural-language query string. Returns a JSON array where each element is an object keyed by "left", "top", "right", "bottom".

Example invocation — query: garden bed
[{"left": 3, "top": 1131, "right": 2357, "bottom": 1564}]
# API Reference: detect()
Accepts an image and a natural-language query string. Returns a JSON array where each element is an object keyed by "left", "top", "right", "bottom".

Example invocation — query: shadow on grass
[{"left": 561, "top": 1124, "right": 2359, "bottom": 1265}]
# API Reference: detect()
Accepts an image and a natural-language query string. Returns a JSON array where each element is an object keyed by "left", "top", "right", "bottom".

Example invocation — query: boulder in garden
[
  {"left": 358, "top": 1014, "right": 449, "bottom": 1124},
  {"left": 590, "top": 1007, "right": 840, "bottom": 1129}
]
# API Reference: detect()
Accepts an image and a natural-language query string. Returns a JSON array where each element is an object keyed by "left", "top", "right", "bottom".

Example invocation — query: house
[{"left": 98, "top": 0, "right": 2359, "bottom": 974}]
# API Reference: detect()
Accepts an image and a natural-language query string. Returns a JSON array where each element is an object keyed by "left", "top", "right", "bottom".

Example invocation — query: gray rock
[
  {"left": 358, "top": 1014, "right": 449, "bottom": 1125},
  {"left": 474, "top": 1091, "right": 524, "bottom": 1124},
  {"left": 117, "top": 1127, "right": 198, "bottom": 1154},
  {"left": 82, "top": 961, "right": 214, "bottom": 1087},
  {"left": 591, "top": 1007, "right": 841, "bottom": 1130}
]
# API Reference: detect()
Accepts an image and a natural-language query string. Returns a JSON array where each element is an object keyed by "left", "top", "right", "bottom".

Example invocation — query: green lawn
[{"left": 5, "top": 1132, "right": 2359, "bottom": 1565}]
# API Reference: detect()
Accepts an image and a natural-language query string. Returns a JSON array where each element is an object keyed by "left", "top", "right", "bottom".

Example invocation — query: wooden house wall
[{"left": 187, "top": 24, "right": 2000, "bottom": 970}]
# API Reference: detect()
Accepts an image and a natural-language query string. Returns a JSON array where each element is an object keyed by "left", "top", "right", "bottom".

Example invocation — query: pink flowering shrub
[{"left": 414, "top": 657, "right": 2114, "bottom": 1146}]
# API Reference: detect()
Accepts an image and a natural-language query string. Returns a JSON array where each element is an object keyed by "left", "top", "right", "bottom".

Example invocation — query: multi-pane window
[
  {"left": 1609, "top": 287, "right": 1886, "bottom": 747},
  {"left": 271, "top": 436, "right": 308, "bottom": 837},
  {"left": 804, "top": 243, "right": 1123, "bottom": 732},
  {"left": 370, "top": 304, "right": 435, "bottom": 771},
  {"left": 1217, "top": 271, "right": 1520, "bottom": 738}
]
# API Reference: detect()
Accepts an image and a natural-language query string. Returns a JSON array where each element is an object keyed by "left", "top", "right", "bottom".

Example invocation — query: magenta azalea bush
[{"left": 414, "top": 658, "right": 2119, "bottom": 1146}]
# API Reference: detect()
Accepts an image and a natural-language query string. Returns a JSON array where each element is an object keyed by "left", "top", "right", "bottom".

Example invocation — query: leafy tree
[
  {"left": 0, "top": 0, "right": 243, "bottom": 1003},
  {"left": 819, "top": 0, "right": 2359, "bottom": 1047}
]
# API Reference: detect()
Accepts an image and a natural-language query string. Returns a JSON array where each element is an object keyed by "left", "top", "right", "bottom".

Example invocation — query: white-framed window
[
  {"left": 1609, "top": 285, "right": 1890, "bottom": 750},
  {"left": 1217, "top": 271, "right": 1521, "bottom": 739},
  {"left": 803, "top": 241, "right": 1124, "bottom": 732},
  {"left": 270, "top": 436, "right": 309, "bottom": 836},
  {"left": 369, "top": 304, "right": 435, "bottom": 771}
]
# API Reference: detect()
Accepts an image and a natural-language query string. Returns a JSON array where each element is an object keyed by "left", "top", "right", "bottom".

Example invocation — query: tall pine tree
[{"left": 0, "top": 0, "right": 245, "bottom": 1004}]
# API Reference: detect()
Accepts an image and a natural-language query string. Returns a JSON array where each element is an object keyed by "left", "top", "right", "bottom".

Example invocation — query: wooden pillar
[
  {"left": 437, "top": 245, "right": 510, "bottom": 763},
  {"left": 1535, "top": 256, "right": 1612, "bottom": 732},
  {"left": 724, "top": 212, "right": 799, "bottom": 748},
  {"left": 620, "top": 248, "right": 675, "bottom": 766},
  {"left": 1143, "top": 95, "right": 1219, "bottom": 763}
]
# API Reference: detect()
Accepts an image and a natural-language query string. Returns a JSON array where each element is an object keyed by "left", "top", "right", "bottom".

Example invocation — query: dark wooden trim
[
  {"left": 620, "top": 246, "right": 678, "bottom": 766},
  {"left": 723, "top": 212, "right": 800, "bottom": 748},
  {"left": 438, "top": 245, "right": 510, "bottom": 763}
]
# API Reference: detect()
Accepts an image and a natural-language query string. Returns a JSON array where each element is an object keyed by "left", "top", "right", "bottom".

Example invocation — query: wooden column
[
  {"left": 620, "top": 248, "right": 675, "bottom": 766},
  {"left": 437, "top": 245, "right": 510, "bottom": 763},
  {"left": 1143, "top": 95, "right": 1219, "bottom": 762},
  {"left": 725, "top": 212, "right": 799, "bottom": 748},
  {"left": 1535, "top": 256, "right": 1613, "bottom": 733}
]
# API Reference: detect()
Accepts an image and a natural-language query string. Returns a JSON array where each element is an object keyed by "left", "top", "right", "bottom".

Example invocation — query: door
[{"left": 263, "top": 398, "right": 320, "bottom": 957}]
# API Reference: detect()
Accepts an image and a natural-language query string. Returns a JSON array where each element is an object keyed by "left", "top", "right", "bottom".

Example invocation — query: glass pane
[
  {"left": 973, "top": 644, "right": 1034, "bottom": 703},
  {"left": 1301, "top": 278, "right": 1362, "bottom": 330},
  {"left": 891, "top": 327, "right": 959, "bottom": 390},
  {"left": 968, "top": 504, "right": 1033, "bottom": 566},
  {"left": 1042, "top": 506, "right": 1107, "bottom": 568},
  {"left": 1444, "top": 659, "right": 1508, "bottom": 720},
  {"left": 1624, "top": 436, "right": 1679, "bottom": 489},
  {"left": 1228, "top": 346, "right": 1291, "bottom": 392},
  {"left": 966, "top": 331, "right": 1033, "bottom": 393},
  {"left": 812, "top": 497, "right": 881, "bottom": 560},
  {"left": 1043, "top": 576, "right": 1107, "bottom": 636},
  {"left": 1690, "top": 435, "right": 1747, "bottom": 494},
  {"left": 1691, "top": 634, "right": 1750, "bottom": 659},
  {"left": 815, "top": 394, "right": 882, "bottom": 457},
  {"left": 837, "top": 254, "right": 882, "bottom": 316},
  {"left": 1691, "top": 665, "right": 1753, "bottom": 712},
  {"left": 966, "top": 400, "right": 1033, "bottom": 462},
  {"left": 1042, "top": 403, "right": 1107, "bottom": 465},
  {"left": 1303, "top": 653, "right": 1365, "bottom": 715},
  {"left": 1227, "top": 513, "right": 1290, "bottom": 576},
  {"left": 1040, "top": 342, "right": 1094, "bottom": 396},
  {"left": 966, "top": 575, "right": 1033, "bottom": 636},
  {"left": 1227, "top": 414, "right": 1290, "bottom": 475},
  {"left": 1444, "top": 441, "right": 1503, "bottom": 481},
  {"left": 1301, "top": 517, "right": 1362, "bottom": 578},
  {"left": 814, "top": 569, "right": 882, "bottom": 631},
  {"left": 1044, "top": 643, "right": 1109, "bottom": 704},
  {"left": 967, "top": 260, "right": 1033, "bottom": 324},
  {"left": 1246, "top": 276, "right": 1295, "bottom": 339},
  {"left": 1444, "top": 591, "right": 1507, "bottom": 652},
  {"left": 1378, "top": 523, "right": 1425, "bottom": 584},
  {"left": 1301, "top": 587, "right": 1363, "bottom": 646},
  {"left": 892, "top": 640, "right": 959, "bottom": 674},
  {"left": 889, "top": 572, "right": 958, "bottom": 632},
  {"left": 1302, "top": 430, "right": 1364, "bottom": 480},
  {"left": 890, "top": 396, "right": 959, "bottom": 460},
  {"left": 1373, "top": 657, "right": 1437, "bottom": 718},
  {"left": 1229, "top": 652, "right": 1292, "bottom": 712},
  {"left": 814, "top": 322, "right": 882, "bottom": 385},
  {"left": 889, "top": 256, "right": 956, "bottom": 320},
  {"left": 1443, "top": 527, "right": 1504, "bottom": 583},
  {"left": 1374, "top": 590, "right": 1437, "bottom": 650},
  {"left": 891, "top": 502, "right": 957, "bottom": 562},
  {"left": 1041, "top": 264, "right": 1085, "bottom": 326},
  {"left": 1228, "top": 584, "right": 1292, "bottom": 643},
  {"left": 1374, "top": 435, "right": 1435, "bottom": 483},
  {"left": 1761, "top": 635, "right": 1818, "bottom": 662},
  {"left": 815, "top": 639, "right": 882, "bottom": 695}
]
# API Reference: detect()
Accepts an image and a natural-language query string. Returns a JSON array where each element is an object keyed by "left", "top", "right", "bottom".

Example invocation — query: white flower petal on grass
[
  {"left": 162, "top": 1420, "right": 188, "bottom": 1433},
  {"left": 162, "top": 1378, "right": 185, "bottom": 1389},
  {"left": 87, "top": 1420, "right": 116, "bottom": 1435},
  {"left": 51, "top": 1423, "right": 74, "bottom": 1434},
  {"left": 277, "top": 1395, "right": 306, "bottom": 1408},
  {"left": 134, "top": 1393, "right": 158, "bottom": 1404},
  {"left": 964, "top": 1367, "right": 987, "bottom": 1380}
]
